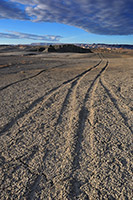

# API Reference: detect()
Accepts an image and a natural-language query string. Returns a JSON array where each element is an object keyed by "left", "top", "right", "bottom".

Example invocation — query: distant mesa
[{"left": 30, "top": 44, "right": 92, "bottom": 53}]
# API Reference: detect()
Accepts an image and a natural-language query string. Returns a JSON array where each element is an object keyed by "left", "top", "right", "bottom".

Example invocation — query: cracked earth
[{"left": 0, "top": 50, "right": 132, "bottom": 199}]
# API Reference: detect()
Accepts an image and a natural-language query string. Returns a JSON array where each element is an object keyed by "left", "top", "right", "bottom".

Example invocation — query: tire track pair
[
  {"left": 67, "top": 61, "right": 109, "bottom": 198},
  {"left": 0, "top": 60, "right": 102, "bottom": 136},
  {"left": 4, "top": 58, "right": 102, "bottom": 198},
  {"left": 51, "top": 60, "right": 108, "bottom": 198},
  {"left": 24, "top": 59, "right": 103, "bottom": 199},
  {"left": 0, "top": 55, "right": 99, "bottom": 92},
  {"left": 0, "top": 57, "right": 102, "bottom": 199}
]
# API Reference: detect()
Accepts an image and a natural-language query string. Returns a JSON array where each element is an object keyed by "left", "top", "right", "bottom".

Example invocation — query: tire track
[
  {"left": 100, "top": 52, "right": 132, "bottom": 113},
  {"left": 0, "top": 64, "right": 11, "bottom": 70},
  {"left": 101, "top": 78, "right": 132, "bottom": 114},
  {"left": 0, "top": 69, "right": 47, "bottom": 91},
  {"left": 100, "top": 78, "right": 132, "bottom": 133},
  {"left": 53, "top": 59, "right": 103, "bottom": 187},
  {"left": 0, "top": 64, "right": 65, "bottom": 91},
  {"left": 0, "top": 58, "right": 103, "bottom": 199},
  {"left": 117, "top": 89, "right": 133, "bottom": 111},
  {"left": 55, "top": 60, "right": 102, "bottom": 126},
  {"left": 0, "top": 60, "right": 102, "bottom": 136},
  {"left": 52, "top": 60, "right": 108, "bottom": 198},
  {"left": 99, "top": 58, "right": 132, "bottom": 132},
  {"left": 68, "top": 61, "right": 109, "bottom": 198},
  {"left": 0, "top": 55, "right": 99, "bottom": 92},
  {"left": 25, "top": 175, "right": 41, "bottom": 200},
  {"left": 31, "top": 59, "right": 102, "bottom": 199},
  {"left": 88, "top": 77, "right": 99, "bottom": 153}
]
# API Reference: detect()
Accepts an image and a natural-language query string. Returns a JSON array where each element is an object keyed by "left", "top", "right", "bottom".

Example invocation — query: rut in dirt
[
  {"left": 0, "top": 60, "right": 102, "bottom": 136},
  {"left": 48, "top": 60, "right": 109, "bottom": 198},
  {"left": 100, "top": 78, "right": 132, "bottom": 132},
  {"left": 67, "top": 61, "right": 109, "bottom": 198}
]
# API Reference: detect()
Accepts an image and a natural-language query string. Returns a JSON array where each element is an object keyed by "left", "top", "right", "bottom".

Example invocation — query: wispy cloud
[
  {"left": 2, "top": 0, "right": 133, "bottom": 35},
  {"left": 0, "top": 31, "right": 62, "bottom": 41}
]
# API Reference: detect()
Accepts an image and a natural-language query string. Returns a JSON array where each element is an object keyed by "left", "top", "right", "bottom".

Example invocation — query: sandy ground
[{"left": 0, "top": 50, "right": 133, "bottom": 199}]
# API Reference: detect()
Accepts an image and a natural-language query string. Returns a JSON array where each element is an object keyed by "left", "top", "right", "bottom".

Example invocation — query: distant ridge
[
  {"left": 77, "top": 43, "right": 133, "bottom": 50},
  {"left": 31, "top": 43, "right": 133, "bottom": 50}
]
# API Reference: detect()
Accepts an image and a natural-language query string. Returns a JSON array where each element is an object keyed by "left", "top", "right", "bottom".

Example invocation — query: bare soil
[{"left": 0, "top": 50, "right": 132, "bottom": 199}]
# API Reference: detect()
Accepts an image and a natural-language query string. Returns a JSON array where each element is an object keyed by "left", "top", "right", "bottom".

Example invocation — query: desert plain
[{"left": 0, "top": 46, "right": 132, "bottom": 199}]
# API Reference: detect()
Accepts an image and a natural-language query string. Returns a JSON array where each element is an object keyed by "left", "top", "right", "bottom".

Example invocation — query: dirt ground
[{"left": 0, "top": 49, "right": 132, "bottom": 199}]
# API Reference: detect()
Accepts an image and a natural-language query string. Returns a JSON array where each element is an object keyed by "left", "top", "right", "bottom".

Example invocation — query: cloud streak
[
  {"left": 0, "top": 31, "right": 62, "bottom": 41},
  {"left": 0, "top": 0, "right": 28, "bottom": 20},
  {"left": 2, "top": 0, "right": 133, "bottom": 35}
]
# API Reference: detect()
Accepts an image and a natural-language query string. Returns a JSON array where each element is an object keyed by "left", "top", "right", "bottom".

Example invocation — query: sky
[{"left": 0, "top": 0, "right": 133, "bottom": 44}]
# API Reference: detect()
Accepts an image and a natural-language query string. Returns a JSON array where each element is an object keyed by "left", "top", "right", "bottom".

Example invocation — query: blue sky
[{"left": 0, "top": 0, "right": 133, "bottom": 44}]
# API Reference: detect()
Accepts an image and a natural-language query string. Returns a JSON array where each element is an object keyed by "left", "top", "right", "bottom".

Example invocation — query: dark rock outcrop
[
  {"left": 26, "top": 44, "right": 92, "bottom": 53},
  {"left": 43, "top": 45, "right": 57, "bottom": 52},
  {"left": 43, "top": 44, "right": 92, "bottom": 53},
  {"left": 30, "top": 47, "right": 45, "bottom": 52}
]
